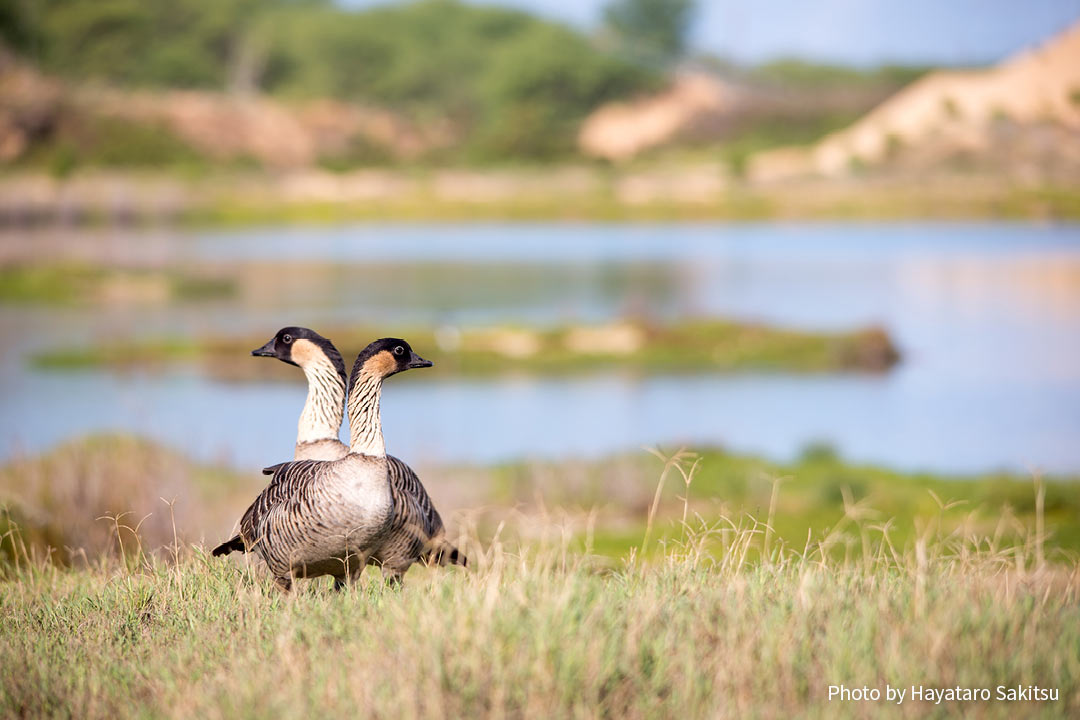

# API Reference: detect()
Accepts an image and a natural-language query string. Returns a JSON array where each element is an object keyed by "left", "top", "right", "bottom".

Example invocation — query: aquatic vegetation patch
[
  {"left": 0, "top": 264, "right": 235, "bottom": 305},
  {"left": 29, "top": 319, "right": 900, "bottom": 377}
]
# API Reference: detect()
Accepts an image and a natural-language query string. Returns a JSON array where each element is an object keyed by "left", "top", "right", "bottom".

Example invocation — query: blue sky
[{"left": 341, "top": 0, "right": 1080, "bottom": 66}]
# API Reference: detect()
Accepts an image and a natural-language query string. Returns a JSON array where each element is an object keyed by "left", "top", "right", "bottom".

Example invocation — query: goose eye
[
  {"left": 394, "top": 346, "right": 404, "bottom": 356},
  {"left": 282, "top": 334, "right": 292, "bottom": 344}
]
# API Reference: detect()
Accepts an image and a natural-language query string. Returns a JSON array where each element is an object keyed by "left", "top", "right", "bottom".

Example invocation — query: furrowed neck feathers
[
  {"left": 346, "top": 352, "right": 388, "bottom": 456},
  {"left": 297, "top": 344, "right": 347, "bottom": 445}
]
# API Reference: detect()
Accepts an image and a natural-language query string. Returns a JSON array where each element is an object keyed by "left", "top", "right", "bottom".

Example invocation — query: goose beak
[
  {"left": 251, "top": 339, "right": 276, "bottom": 357},
  {"left": 408, "top": 351, "right": 433, "bottom": 369}
]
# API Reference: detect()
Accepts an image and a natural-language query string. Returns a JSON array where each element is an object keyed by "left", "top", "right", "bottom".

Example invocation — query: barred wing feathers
[
  {"left": 238, "top": 460, "right": 323, "bottom": 552},
  {"left": 385, "top": 455, "right": 466, "bottom": 568}
]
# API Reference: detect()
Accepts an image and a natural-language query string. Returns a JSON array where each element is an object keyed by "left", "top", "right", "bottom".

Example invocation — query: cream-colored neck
[
  {"left": 347, "top": 369, "right": 384, "bottom": 456},
  {"left": 297, "top": 355, "right": 346, "bottom": 445}
]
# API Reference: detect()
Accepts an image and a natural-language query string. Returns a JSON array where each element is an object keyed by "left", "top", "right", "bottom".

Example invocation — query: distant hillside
[
  {"left": 749, "top": 21, "right": 1080, "bottom": 183},
  {"left": 577, "top": 67, "right": 906, "bottom": 164}
]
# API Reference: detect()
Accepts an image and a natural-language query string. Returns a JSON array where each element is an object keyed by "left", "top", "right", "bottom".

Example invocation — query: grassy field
[
  {"left": 28, "top": 319, "right": 899, "bottom": 377},
  {"left": 1, "top": 502, "right": 1077, "bottom": 718},
  {"left": 1, "top": 436, "right": 1078, "bottom": 716},
  {"left": 3, "top": 435, "right": 1079, "bottom": 567}
]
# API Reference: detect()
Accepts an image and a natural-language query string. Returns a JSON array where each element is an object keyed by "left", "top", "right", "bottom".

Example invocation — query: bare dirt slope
[
  {"left": 750, "top": 21, "right": 1080, "bottom": 182},
  {"left": 0, "top": 52, "right": 448, "bottom": 169}
]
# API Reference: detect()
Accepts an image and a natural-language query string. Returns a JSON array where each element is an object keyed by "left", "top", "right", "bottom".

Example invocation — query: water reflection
[{"left": 1, "top": 222, "right": 1077, "bottom": 473}]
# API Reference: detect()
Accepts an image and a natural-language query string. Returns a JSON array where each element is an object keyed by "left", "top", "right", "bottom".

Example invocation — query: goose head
[
  {"left": 252, "top": 326, "right": 343, "bottom": 375},
  {"left": 351, "top": 337, "right": 433, "bottom": 382}
]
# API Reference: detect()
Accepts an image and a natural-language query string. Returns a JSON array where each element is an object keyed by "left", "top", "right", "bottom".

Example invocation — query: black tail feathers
[{"left": 212, "top": 535, "right": 246, "bottom": 557}]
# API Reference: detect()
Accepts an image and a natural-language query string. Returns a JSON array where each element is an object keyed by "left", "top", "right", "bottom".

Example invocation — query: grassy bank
[
  {"left": 487, "top": 445, "right": 1080, "bottom": 558},
  {"left": 196, "top": 181, "right": 1080, "bottom": 225},
  {"left": 2, "top": 436, "right": 1077, "bottom": 570},
  {"left": 2, "top": 170, "right": 1079, "bottom": 226},
  {"left": 1, "top": 514, "right": 1077, "bottom": 718},
  {"left": 29, "top": 320, "right": 900, "bottom": 378}
]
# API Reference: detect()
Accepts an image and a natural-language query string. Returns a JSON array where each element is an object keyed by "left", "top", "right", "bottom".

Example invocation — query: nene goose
[
  {"left": 212, "top": 337, "right": 464, "bottom": 591},
  {"left": 253, "top": 326, "right": 351, "bottom": 461},
  {"left": 250, "top": 327, "right": 463, "bottom": 572}
]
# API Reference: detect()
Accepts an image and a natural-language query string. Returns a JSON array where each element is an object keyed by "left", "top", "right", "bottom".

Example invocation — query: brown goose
[{"left": 213, "top": 337, "right": 464, "bottom": 591}]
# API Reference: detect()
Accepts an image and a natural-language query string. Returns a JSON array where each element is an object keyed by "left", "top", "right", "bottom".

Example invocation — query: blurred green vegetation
[
  {"left": 602, "top": 0, "right": 696, "bottom": 69},
  {"left": 4, "top": 0, "right": 291, "bottom": 89},
  {"left": 0, "top": 264, "right": 235, "bottom": 304},
  {"left": 28, "top": 319, "right": 899, "bottom": 376},
  {"left": 489, "top": 445, "right": 1080, "bottom": 558},
  {"left": 191, "top": 181, "right": 1080, "bottom": 224},
  {"left": 17, "top": 116, "right": 210, "bottom": 177},
  {"left": 745, "top": 59, "right": 930, "bottom": 88},
  {"left": 3, "top": 0, "right": 658, "bottom": 162}
]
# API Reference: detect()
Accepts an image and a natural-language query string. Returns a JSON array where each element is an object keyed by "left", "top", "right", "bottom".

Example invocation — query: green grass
[
  {"left": 187, "top": 190, "right": 1080, "bottom": 227},
  {"left": 188, "top": 190, "right": 786, "bottom": 225},
  {"left": 191, "top": 186, "right": 1080, "bottom": 225},
  {"left": 4, "top": 167, "right": 1080, "bottom": 226},
  {"left": 29, "top": 320, "right": 900, "bottom": 377},
  {"left": 1, "top": 511, "right": 1077, "bottom": 717},
  {"left": 2, "top": 436, "right": 1077, "bottom": 716},
  {"left": 3, "top": 435, "right": 1078, "bottom": 569},
  {"left": 0, "top": 265, "right": 235, "bottom": 306},
  {"left": 487, "top": 446, "right": 1080, "bottom": 559}
]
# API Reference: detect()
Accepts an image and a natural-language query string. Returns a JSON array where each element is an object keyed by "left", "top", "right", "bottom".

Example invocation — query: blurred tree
[
  {"left": 0, "top": 0, "right": 39, "bottom": 55},
  {"left": 3, "top": 0, "right": 656, "bottom": 163},
  {"left": 255, "top": 0, "right": 656, "bottom": 161},
  {"left": 15, "top": 0, "right": 316, "bottom": 89},
  {"left": 475, "top": 23, "right": 654, "bottom": 159},
  {"left": 602, "top": 0, "right": 696, "bottom": 69}
]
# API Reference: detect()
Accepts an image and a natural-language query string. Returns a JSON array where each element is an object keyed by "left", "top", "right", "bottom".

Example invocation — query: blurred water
[{"left": 1, "top": 222, "right": 1078, "bottom": 474}]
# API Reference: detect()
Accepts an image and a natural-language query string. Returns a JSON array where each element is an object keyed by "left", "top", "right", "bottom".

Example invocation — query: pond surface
[{"left": 1, "top": 222, "right": 1078, "bottom": 474}]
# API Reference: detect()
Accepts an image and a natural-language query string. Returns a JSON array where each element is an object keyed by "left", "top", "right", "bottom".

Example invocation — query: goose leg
[{"left": 333, "top": 563, "right": 365, "bottom": 591}]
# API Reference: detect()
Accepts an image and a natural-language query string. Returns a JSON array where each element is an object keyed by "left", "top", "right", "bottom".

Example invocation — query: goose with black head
[{"left": 212, "top": 337, "right": 465, "bottom": 591}]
